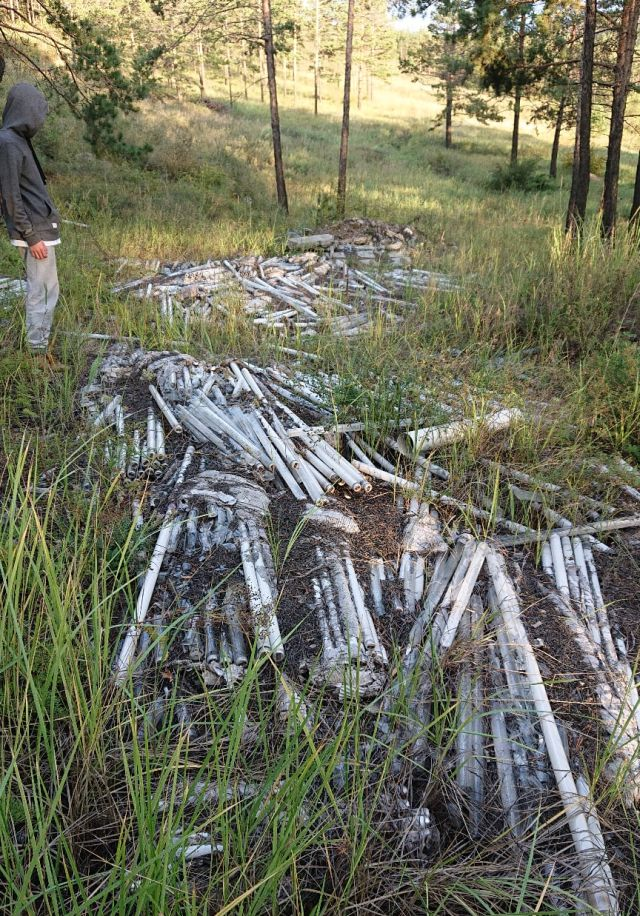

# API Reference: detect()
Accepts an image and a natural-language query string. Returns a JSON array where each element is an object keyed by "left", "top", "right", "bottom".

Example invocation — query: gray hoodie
[{"left": 0, "top": 83, "right": 61, "bottom": 246}]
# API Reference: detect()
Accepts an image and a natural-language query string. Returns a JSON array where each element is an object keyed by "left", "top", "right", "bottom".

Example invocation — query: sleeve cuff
[{"left": 23, "top": 232, "right": 42, "bottom": 246}]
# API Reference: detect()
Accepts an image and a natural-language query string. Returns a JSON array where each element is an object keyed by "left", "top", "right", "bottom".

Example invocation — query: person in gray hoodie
[{"left": 0, "top": 82, "right": 62, "bottom": 364}]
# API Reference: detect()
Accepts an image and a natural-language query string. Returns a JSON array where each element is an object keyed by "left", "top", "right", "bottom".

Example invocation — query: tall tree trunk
[
  {"left": 197, "top": 38, "right": 206, "bottom": 100},
  {"left": 511, "top": 86, "right": 521, "bottom": 164},
  {"left": 566, "top": 0, "right": 597, "bottom": 234},
  {"left": 283, "top": 58, "right": 288, "bottom": 97},
  {"left": 510, "top": 11, "right": 526, "bottom": 165},
  {"left": 357, "top": 63, "right": 362, "bottom": 109},
  {"left": 293, "top": 30, "right": 298, "bottom": 103},
  {"left": 171, "top": 52, "right": 181, "bottom": 101},
  {"left": 314, "top": 0, "right": 321, "bottom": 115},
  {"left": 242, "top": 52, "right": 249, "bottom": 100},
  {"left": 225, "top": 43, "right": 233, "bottom": 107},
  {"left": 445, "top": 76, "right": 453, "bottom": 148},
  {"left": 549, "top": 95, "right": 566, "bottom": 179},
  {"left": 368, "top": 37, "right": 375, "bottom": 100},
  {"left": 336, "top": 0, "right": 356, "bottom": 218},
  {"left": 629, "top": 149, "right": 640, "bottom": 227},
  {"left": 257, "top": 22, "right": 265, "bottom": 103},
  {"left": 261, "top": 0, "right": 289, "bottom": 211},
  {"left": 601, "top": 0, "right": 640, "bottom": 237}
]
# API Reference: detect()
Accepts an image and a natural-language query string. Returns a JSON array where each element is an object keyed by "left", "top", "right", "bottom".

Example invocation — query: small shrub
[
  {"left": 580, "top": 341, "right": 640, "bottom": 452},
  {"left": 590, "top": 151, "right": 606, "bottom": 177},
  {"left": 147, "top": 131, "right": 197, "bottom": 179},
  {"left": 316, "top": 189, "right": 337, "bottom": 224},
  {"left": 560, "top": 147, "right": 606, "bottom": 176},
  {"left": 428, "top": 152, "right": 453, "bottom": 177},
  {"left": 487, "top": 159, "right": 551, "bottom": 192}
]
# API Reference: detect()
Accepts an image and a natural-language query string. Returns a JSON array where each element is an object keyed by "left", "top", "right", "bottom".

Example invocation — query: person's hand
[{"left": 29, "top": 241, "right": 48, "bottom": 260}]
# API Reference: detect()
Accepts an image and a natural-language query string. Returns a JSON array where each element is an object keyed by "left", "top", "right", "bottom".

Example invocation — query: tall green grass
[{"left": 0, "top": 61, "right": 638, "bottom": 914}]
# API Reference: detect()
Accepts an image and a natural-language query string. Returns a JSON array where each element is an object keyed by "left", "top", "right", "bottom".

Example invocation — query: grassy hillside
[
  {"left": 0, "top": 65, "right": 639, "bottom": 915},
  {"left": 1, "top": 66, "right": 638, "bottom": 455}
]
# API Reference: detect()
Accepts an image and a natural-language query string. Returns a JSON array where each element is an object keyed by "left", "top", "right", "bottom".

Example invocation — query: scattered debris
[
  {"left": 0, "top": 276, "right": 26, "bottom": 303},
  {"left": 288, "top": 218, "right": 418, "bottom": 267},
  {"left": 200, "top": 97, "right": 231, "bottom": 114},
  {"left": 77, "top": 345, "right": 640, "bottom": 910},
  {"left": 287, "top": 233, "right": 335, "bottom": 251},
  {"left": 406, "top": 407, "right": 523, "bottom": 452},
  {"left": 112, "top": 221, "right": 459, "bottom": 337}
]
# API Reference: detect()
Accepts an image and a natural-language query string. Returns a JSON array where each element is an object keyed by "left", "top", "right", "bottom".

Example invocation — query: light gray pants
[{"left": 21, "top": 246, "right": 60, "bottom": 351}]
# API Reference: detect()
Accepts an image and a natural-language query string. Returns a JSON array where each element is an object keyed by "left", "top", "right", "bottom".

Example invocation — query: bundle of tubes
[
  {"left": 309, "top": 544, "right": 388, "bottom": 698},
  {"left": 0, "top": 275, "right": 27, "bottom": 297},
  {"left": 383, "top": 266, "right": 460, "bottom": 292},
  {"left": 112, "top": 240, "right": 460, "bottom": 338},
  {"left": 78, "top": 344, "right": 640, "bottom": 905},
  {"left": 149, "top": 354, "right": 373, "bottom": 502},
  {"left": 486, "top": 550, "right": 620, "bottom": 915},
  {"left": 539, "top": 531, "right": 640, "bottom": 801},
  {"left": 113, "top": 469, "right": 282, "bottom": 696},
  {"left": 85, "top": 345, "right": 638, "bottom": 552},
  {"left": 86, "top": 393, "right": 168, "bottom": 478},
  {"left": 390, "top": 540, "right": 622, "bottom": 913}
]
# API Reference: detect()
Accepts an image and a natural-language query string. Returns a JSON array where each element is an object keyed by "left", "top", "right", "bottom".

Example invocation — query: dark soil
[
  {"left": 598, "top": 544, "right": 640, "bottom": 665},
  {"left": 271, "top": 482, "right": 408, "bottom": 676}
]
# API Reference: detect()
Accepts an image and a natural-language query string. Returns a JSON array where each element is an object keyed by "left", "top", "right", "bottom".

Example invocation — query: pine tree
[
  {"left": 261, "top": 0, "right": 289, "bottom": 210},
  {"left": 471, "top": 0, "right": 546, "bottom": 163},
  {"left": 337, "top": 0, "right": 355, "bottom": 216},
  {"left": 565, "top": 0, "right": 597, "bottom": 234},
  {"left": 528, "top": 2, "right": 581, "bottom": 179},
  {"left": 401, "top": 11, "right": 500, "bottom": 148},
  {"left": 600, "top": 0, "right": 640, "bottom": 237}
]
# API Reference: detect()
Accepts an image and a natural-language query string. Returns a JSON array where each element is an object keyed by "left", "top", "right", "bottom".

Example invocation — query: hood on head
[{"left": 2, "top": 82, "right": 48, "bottom": 138}]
